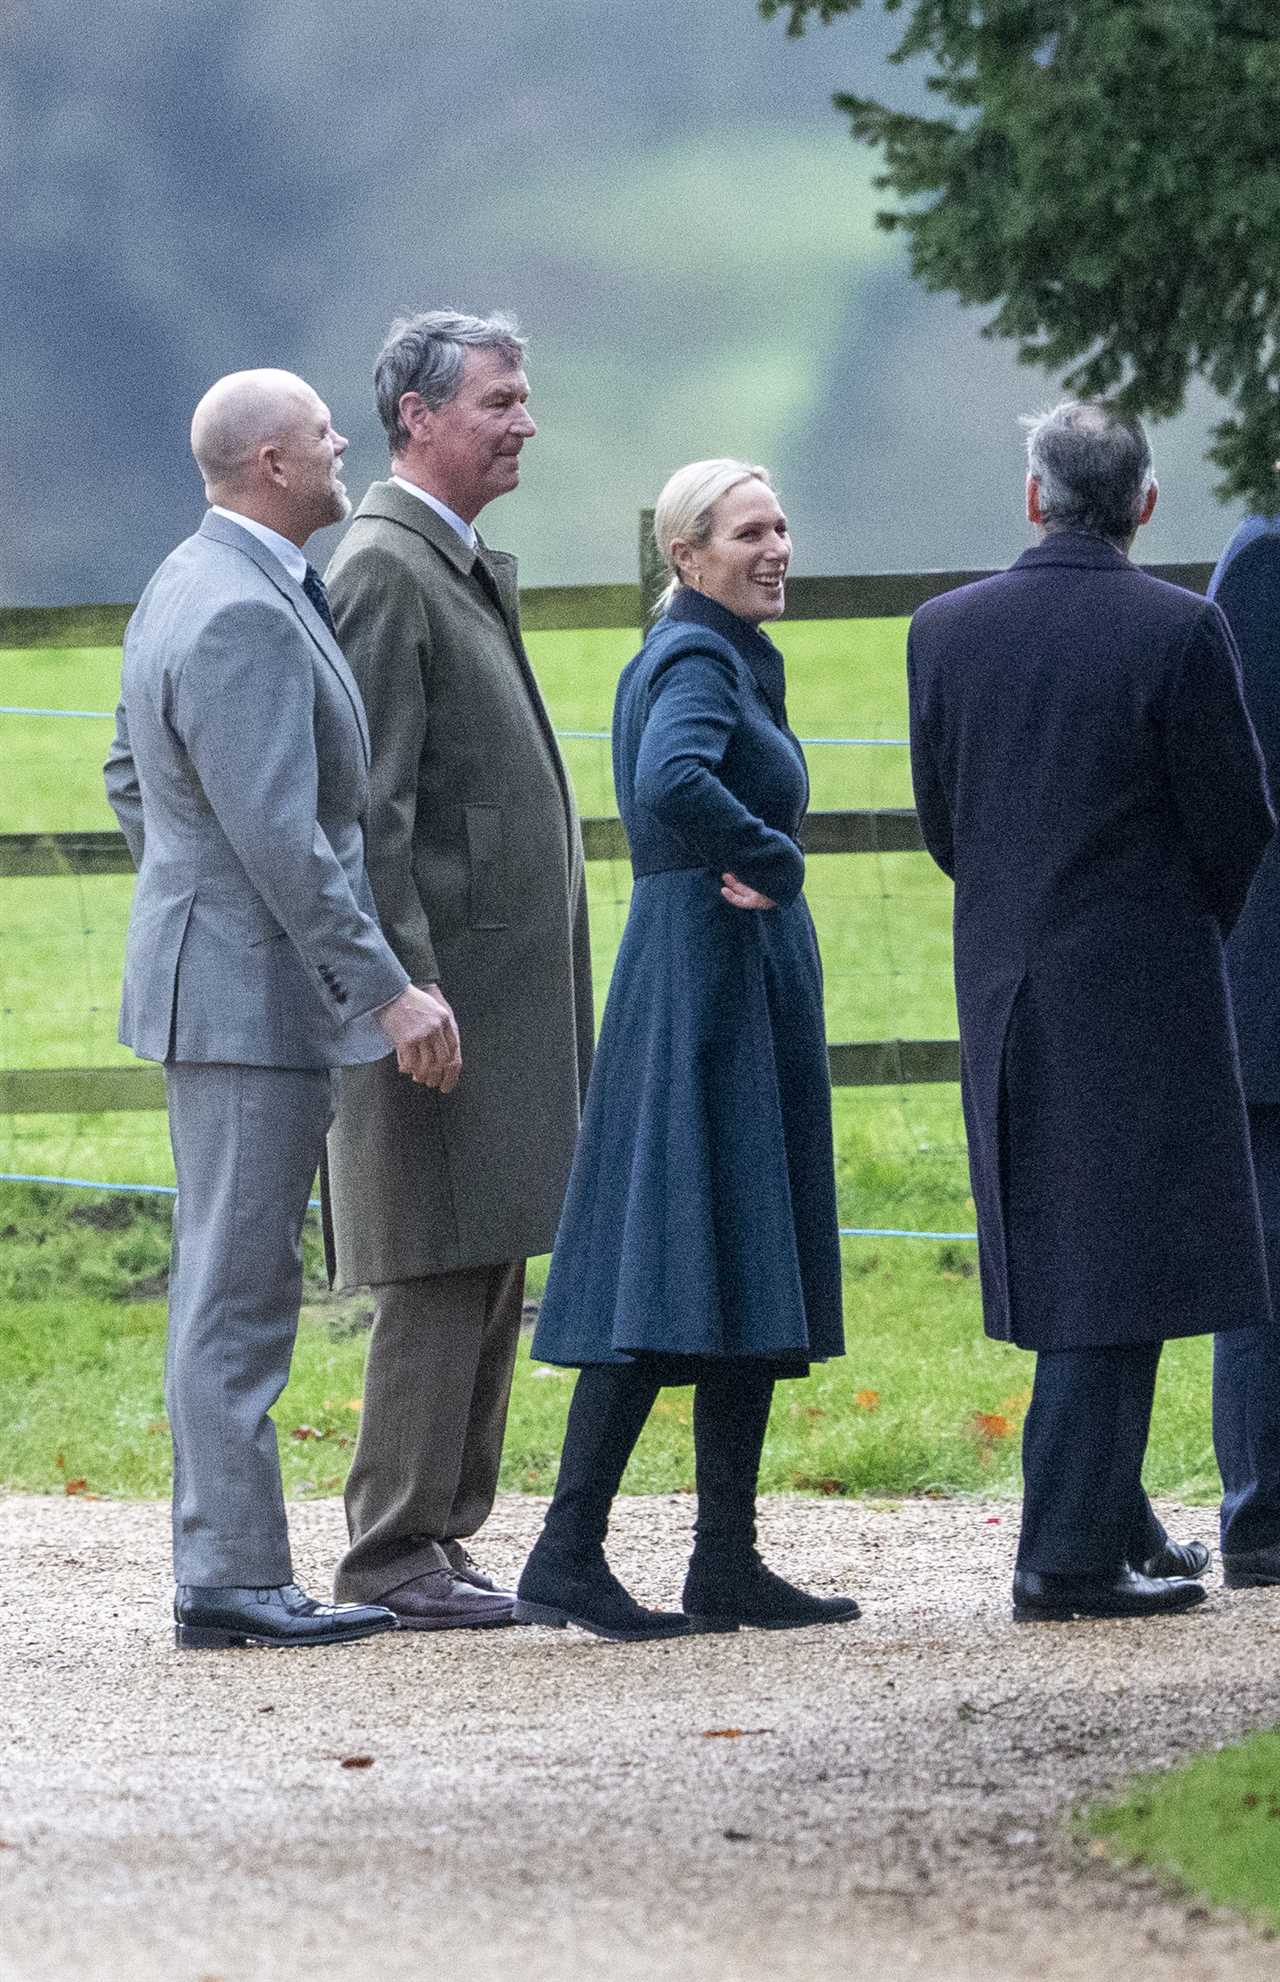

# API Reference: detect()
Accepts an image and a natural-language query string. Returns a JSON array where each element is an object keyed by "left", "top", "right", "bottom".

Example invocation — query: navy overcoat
[
  {"left": 1212, "top": 518, "right": 1280, "bottom": 1101},
  {"left": 531, "top": 587, "right": 844, "bottom": 1370},
  {"left": 908, "top": 532, "right": 1273, "bottom": 1352}
]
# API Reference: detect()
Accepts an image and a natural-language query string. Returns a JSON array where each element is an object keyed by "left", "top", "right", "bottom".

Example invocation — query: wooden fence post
[{"left": 638, "top": 507, "right": 664, "bottom": 628}]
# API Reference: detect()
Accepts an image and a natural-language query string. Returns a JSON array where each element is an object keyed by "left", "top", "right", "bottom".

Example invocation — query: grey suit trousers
[
  {"left": 164, "top": 1061, "right": 335, "bottom": 1586},
  {"left": 334, "top": 1262, "right": 525, "bottom": 1602}
]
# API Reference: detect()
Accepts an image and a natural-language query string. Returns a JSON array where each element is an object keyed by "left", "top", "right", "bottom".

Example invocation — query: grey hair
[
  {"left": 374, "top": 309, "right": 526, "bottom": 455},
  {"left": 1023, "top": 399, "right": 1154, "bottom": 545},
  {"left": 652, "top": 458, "right": 773, "bottom": 615}
]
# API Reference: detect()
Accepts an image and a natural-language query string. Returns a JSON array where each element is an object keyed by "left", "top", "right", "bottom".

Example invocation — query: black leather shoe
[
  {"left": 1011, "top": 1566, "right": 1206, "bottom": 1621},
  {"left": 1138, "top": 1537, "right": 1211, "bottom": 1580},
  {"left": 174, "top": 1583, "right": 398, "bottom": 1649},
  {"left": 682, "top": 1550, "right": 861, "bottom": 1632},
  {"left": 1222, "top": 1540, "right": 1280, "bottom": 1588},
  {"left": 514, "top": 1543, "right": 689, "bottom": 1642}
]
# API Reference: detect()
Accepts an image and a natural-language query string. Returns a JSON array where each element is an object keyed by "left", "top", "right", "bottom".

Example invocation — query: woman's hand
[{"left": 720, "top": 871, "right": 777, "bottom": 910}]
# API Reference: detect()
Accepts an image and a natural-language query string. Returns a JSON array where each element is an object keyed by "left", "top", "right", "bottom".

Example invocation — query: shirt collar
[
  {"left": 209, "top": 506, "right": 308, "bottom": 583},
  {"left": 391, "top": 475, "right": 477, "bottom": 551}
]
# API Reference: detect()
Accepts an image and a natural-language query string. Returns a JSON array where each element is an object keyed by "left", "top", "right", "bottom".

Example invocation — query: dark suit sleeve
[
  {"left": 634, "top": 644, "right": 805, "bottom": 905},
  {"left": 1213, "top": 534, "right": 1280, "bottom": 780},
  {"left": 1163, "top": 603, "right": 1274, "bottom": 933},
  {"left": 326, "top": 544, "right": 440, "bottom": 985},
  {"left": 906, "top": 621, "right": 954, "bottom": 879}
]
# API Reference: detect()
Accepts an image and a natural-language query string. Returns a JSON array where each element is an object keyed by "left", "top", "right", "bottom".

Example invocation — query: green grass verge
[
  {"left": 1083, "top": 1731, "right": 1280, "bottom": 1934},
  {"left": 0, "top": 1179, "right": 1222, "bottom": 1504}
]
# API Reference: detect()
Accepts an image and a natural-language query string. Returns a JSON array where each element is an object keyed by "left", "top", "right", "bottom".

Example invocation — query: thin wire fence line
[
  {"left": 4, "top": 707, "right": 909, "bottom": 747},
  {"left": 2, "top": 706, "right": 118, "bottom": 719},
  {"left": 0, "top": 1170, "right": 977, "bottom": 1240}
]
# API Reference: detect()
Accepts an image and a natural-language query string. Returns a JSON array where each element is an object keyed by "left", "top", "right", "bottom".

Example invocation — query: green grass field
[
  {"left": 0, "top": 621, "right": 1226, "bottom": 1506},
  {"left": 1084, "top": 1731, "right": 1280, "bottom": 1933},
  {"left": 2, "top": 619, "right": 956, "bottom": 1193},
  {"left": 0, "top": 1177, "right": 1223, "bottom": 1503}
]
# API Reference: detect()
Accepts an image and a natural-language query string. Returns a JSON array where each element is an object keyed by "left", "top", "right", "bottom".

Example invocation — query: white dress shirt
[
  {"left": 210, "top": 506, "right": 309, "bottom": 583},
  {"left": 391, "top": 476, "right": 477, "bottom": 551}
]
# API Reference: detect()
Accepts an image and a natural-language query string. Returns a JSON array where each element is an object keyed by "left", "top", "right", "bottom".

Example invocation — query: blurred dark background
[{"left": 2, "top": 0, "right": 1239, "bottom": 604}]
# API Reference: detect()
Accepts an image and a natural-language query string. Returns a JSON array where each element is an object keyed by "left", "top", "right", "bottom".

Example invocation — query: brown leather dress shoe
[
  {"left": 440, "top": 1541, "right": 517, "bottom": 1599},
  {"left": 379, "top": 1566, "right": 516, "bottom": 1630}
]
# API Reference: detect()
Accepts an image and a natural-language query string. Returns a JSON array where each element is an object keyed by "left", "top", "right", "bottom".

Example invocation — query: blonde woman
[{"left": 516, "top": 460, "right": 858, "bottom": 1641}]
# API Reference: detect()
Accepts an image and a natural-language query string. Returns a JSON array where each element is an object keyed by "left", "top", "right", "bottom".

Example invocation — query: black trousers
[
  {"left": 1214, "top": 1102, "right": 1280, "bottom": 1556},
  {"left": 541, "top": 1359, "right": 776, "bottom": 1559},
  {"left": 1016, "top": 1342, "right": 1166, "bottom": 1576}
]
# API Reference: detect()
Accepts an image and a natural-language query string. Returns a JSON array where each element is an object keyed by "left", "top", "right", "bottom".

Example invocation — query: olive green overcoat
[{"left": 322, "top": 480, "right": 592, "bottom": 1285}]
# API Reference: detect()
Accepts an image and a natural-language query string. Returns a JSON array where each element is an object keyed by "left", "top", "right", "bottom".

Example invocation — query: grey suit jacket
[{"left": 104, "top": 510, "right": 409, "bottom": 1068}]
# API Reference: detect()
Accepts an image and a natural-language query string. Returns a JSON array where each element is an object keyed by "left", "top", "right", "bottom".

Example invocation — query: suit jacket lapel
[{"left": 198, "top": 511, "right": 372, "bottom": 761}]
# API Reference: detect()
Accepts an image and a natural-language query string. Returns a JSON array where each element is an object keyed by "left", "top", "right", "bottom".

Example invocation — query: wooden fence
[{"left": 1, "top": 537, "right": 1214, "bottom": 1118}]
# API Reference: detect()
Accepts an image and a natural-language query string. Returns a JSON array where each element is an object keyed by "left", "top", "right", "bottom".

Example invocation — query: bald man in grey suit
[{"left": 105, "top": 369, "right": 455, "bottom": 1649}]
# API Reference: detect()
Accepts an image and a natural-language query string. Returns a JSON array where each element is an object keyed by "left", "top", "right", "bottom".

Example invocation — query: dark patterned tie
[{"left": 303, "top": 564, "right": 337, "bottom": 637}]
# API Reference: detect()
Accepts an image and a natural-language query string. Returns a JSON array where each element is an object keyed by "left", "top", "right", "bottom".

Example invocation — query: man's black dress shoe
[
  {"left": 1011, "top": 1566, "right": 1206, "bottom": 1622},
  {"left": 683, "top": 1550, "right": 861, "bottom": 1632},
  {"left": 1138, "top": 1537, "right": 1211, "bottom": 1580},
  {"left": 1222, "top": 1540, "right": 1280, "bottom": 1588},
  {"left": 514, "top": 1543, "right": 689, "bottom": 1642},
  {"left": 174, "top": 1583, "right": 398, "bottom": 1649}
]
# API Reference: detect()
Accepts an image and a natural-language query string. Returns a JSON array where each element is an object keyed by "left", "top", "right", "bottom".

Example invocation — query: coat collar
[
  {"left": 665, "top": 585, "right": 789, "bottom": 725},
  {"left": 196, "top": 509, "right": 371, "bottom": 760},
  {"left": 351, "top": 477, "right": 508, "bottom": 572},
  {"left": 1010, "top": 530, "right": 1134, "bottom": 574}
]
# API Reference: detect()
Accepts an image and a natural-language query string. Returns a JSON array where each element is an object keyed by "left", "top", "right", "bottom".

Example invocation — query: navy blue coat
[
  {"left": 1212, "top": 518, "right": 1280, "bottom": 1102},
  {"left": 531, "top": 588, "right": 844, "bottom": 1370},
  {"left": 908, "top": 532, "right": 1273, "bottom": 1351}
]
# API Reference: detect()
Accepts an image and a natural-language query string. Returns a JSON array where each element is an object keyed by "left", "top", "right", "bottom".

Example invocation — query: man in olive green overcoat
[{"left": 324, "top": 311, "right": 593, "bottom": 1626}]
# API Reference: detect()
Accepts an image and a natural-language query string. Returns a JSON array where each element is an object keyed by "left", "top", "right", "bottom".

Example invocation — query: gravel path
[{"left": 3, "top": 1492, "right": 1280, "bottom": 1981}]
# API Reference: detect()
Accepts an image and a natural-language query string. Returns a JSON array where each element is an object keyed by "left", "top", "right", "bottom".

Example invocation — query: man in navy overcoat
[
  {"left": 1208, "top": 514, "right": 1280, "bottom": 1585},
  {"left": 908, "top": 401, "right": 1274, "bottom": 1621}
]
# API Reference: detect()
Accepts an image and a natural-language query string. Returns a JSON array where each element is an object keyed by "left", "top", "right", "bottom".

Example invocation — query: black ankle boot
[
  {"left": 515, "top": 1537, "right": 688, "bottom": 1642},
  {"left": 682, "top": 1547, "right": 862, "bottom": 1633}
]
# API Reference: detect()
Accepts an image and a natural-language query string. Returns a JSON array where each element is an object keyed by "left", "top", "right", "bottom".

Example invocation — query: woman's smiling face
[{"left": 680, "top": 478, "right": 792, "bottom": 625}]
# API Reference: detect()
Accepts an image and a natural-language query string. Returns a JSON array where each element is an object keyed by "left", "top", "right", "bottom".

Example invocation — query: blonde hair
[{"left": 652, "top": 458, "right": 773, "bottom": 615}]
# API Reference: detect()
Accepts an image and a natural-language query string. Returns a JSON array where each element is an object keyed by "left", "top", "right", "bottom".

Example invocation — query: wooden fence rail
[{"left": 0, "top": 547, "right": 1214, "bottom": 1117}]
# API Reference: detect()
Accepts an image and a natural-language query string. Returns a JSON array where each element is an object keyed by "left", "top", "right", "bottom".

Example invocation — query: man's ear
[
  {"left": 1026, "top": 474, "right": 1043, "bottom": 527},
  {"left": 397, "top": 391, "right": 435, "bottom": 447},
  {"left": 260, "top": 442, "right": 288, "bottom": 489},
  {"left": 1137, "top": 479, "right": 1158, "bottom": 528}
]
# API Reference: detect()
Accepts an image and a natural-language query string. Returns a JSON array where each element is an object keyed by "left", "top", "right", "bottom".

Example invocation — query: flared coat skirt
[{"left": 530, "top": 868, "right": 844, "bottom": 1369}]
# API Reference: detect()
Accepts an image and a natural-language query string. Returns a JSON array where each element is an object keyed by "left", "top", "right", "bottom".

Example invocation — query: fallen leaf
[
  {"left": 701, "top": 1727, "right": 771, "bottom": 1739},
  {"left": 290, "top": 1425, "right": 322, "bottom": 1441},
  {"left": 64, "top": 1478, "right": 89, "bottom": 1495},
  {"left": 344, "top": 1398, "right": 363, "bottom": 1412},
  {"left": 983, "top": 1515, "right": 1002, "bottom": 1525},
  {"left": 854, "top": 1389, "right": 880, "bottom": 1413},
  {"left": 999, "top": 1389, "right": 1033, "bottom": 1414},
  {"left": 145, "top": 1420, "right": 167, "bottom": 1435},
  {"left": 971, "top": 1412, "right": 1014, "bottom": 1442},
  {"left": 53, "top": 1451, "right": 65, "bottom": 1472},
  {"left": 340, "top": 1755, "right": 375, "bottom": 1770}
]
